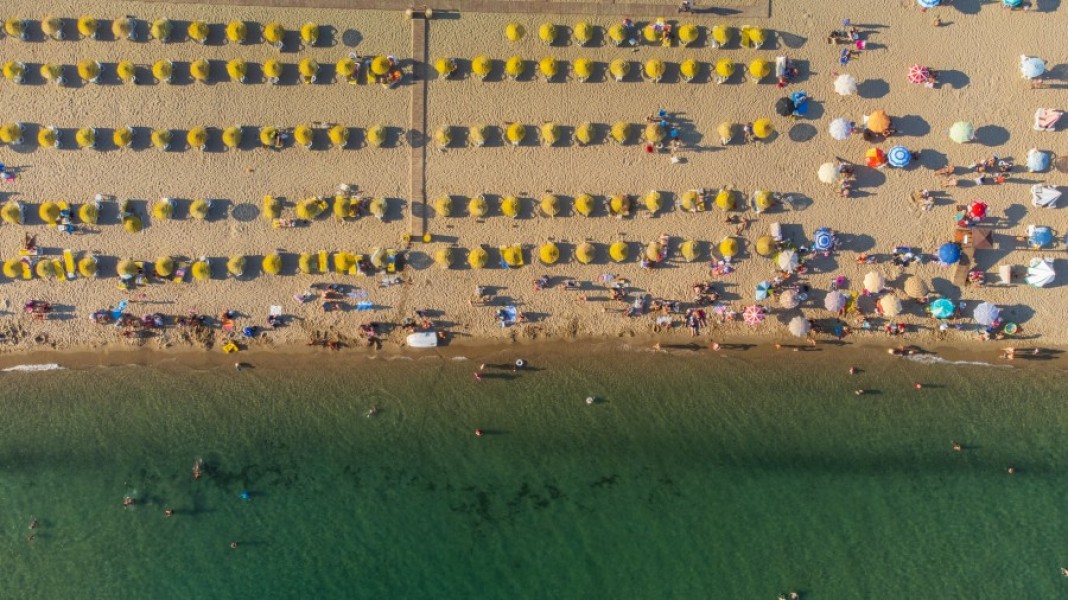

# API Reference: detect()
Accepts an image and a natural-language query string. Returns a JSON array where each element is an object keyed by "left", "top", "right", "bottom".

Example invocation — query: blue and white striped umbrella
[
  {"left": 886, "top": 145, "right": 911, "bottom": 168},
  {"left": 917, "top": 0, "right": 940, "bottom": 7},
  {"left": 813, "top": 227, "right": 835, "bottom": 252},
  {"left": 755, "top": 280, "right": 772, "bottom": 301}
]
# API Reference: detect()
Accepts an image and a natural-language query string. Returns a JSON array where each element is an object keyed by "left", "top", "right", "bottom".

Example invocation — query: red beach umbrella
[
  {"left": 865, "top": 147, "right": 887, "bottom": 168},
  {"left": 968, "top": 200, "right": 988, "bottom": 220}
]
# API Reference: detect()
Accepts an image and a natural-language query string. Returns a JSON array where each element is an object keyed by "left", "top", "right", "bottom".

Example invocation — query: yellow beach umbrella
[
  {"left": 680, "top": 190, "right": 701, "bottom": 211},
  {"left": 573, "top": 58, "right": 593, "bottom": 81},
  {"left": 540, "top": 123, "right": 559, "bottom": 146},
  {"left": 643, "top": 25, "right": 660, "bottom": 43},
  {"left": 150, "top": 18, "right": 171, "bottom": 42},
  {"left": 501, "top": 245, "right": 523, "bottom": 268},
  {"left": 191, "top": 260, "right": 211, "bottom": 281},
  {"left": 539, "top": 57, "right": 558, "bottom": 79},
  {"left": 715, "top": 58, "right": 734, "bottom": 81},
  {"left": 753, "top": 118, "right": 774, "bottom": 140},
  {"left": 368, "top": 197, "right": 386, "bottom": 219},
  {"left": 3, "top": 258, "right": 26, "bottom": 279},
  {"left": 337, "top": 58, "right": 358, "bottom": 81},
  {"left": 122, "top": 215, "right": 142, "bottom": 233},
  {"left": 680, "top": 59, "right": 700, "bottom": 81},
  {"left": 298, "top": 253, "right": 315, "bottom": 274},
  {"left": 226, "top": 59, "right": 247, "bottom": 82},
  {"left": 222, "top": 126, "right": 242, "bottom": 149},
  {"left": 644, "top": 59, "right": 665, "bottom": 81},
  {"left": 505, "top": 56, "right": 525, "bottom": 79},
  {"left": 328, "top": 125, "right": 349, "bottom": 148},
  {"left": 433, "top": 126, "right": 452, "bottom": 148},
  {"left": 539, "top": 243, "right": 560, "bottom": 265},
  {"left": 190, "top": 199, "right": 211, "bottom": 220},
  {"left": 680, "top": 240, "right": 699, "bottom": 262},
  {"left": 294, "top": 124, "right": 314, "bottom": 148},
  {"left": 472, "top": 55, "right": 492, "bottom": 79},
  {"left": 79, "top": 256, "right": 99, "bottom": 278},
  {"left": 609, "top": 241, "right": 629, "bottom": 263},
  {"left": 154, "top": 256, "right": 174, "bottom": 277},
  {"left": 153, "top": 199, "right": 174, "bottom": 220},
  {"left": 506, "top": 123, "right": 526, "bottom": 145},
  {"left": 264, "top": 254, "right": 284, "bottom": 275},
  {"left": 41, "top": 63, "right": 64, "bottom": 85},
  {"left": 226, "top": 21, "right": 247, "bottom": 43},
  {"left": 540, "top": 194, "right": 559, "bottom": 217},
  {"left": 334, "top": 252, "right": 355, "bottom": 273},
  {"left": 152, "top": 59, "right": 173, "bottom": 83},
  {"left": 263, "top": 59, "right": 283, "bottom": 82},
  {"left": 644, "top": 123, "right": 665, "bottom": 143},
  {"left": 333, "top": 196, "right": 351, "bottom": 220},
  {"left": 113, "top": 127, "right": 133, "bottom": 149},
  {"left": 611, "top": 121, "right": 631, "bottom": 144},
  {"left": 42, "top": 16, "right": 64, "bottom": 40},
  {"left": 644, "top": 191, "right": 663, "bottom": 214},
  {"left": 501, "top": 196, "right": 520, "bottom": 218},
  {"left": 299, "top": 58, "right": 318, "bottom": 82},
  {"left": 3, "top": 61, "right": 26, "bottom": 83},
  {"left": 4, "top": 18, "right": 27, "bottom": 40},
  {"left": 38, "top": 126, "right": 59, "bottom": 149},
  {"left": 505, "top": 22, "right": 525, "bottom": 42},
  {"left": 117, "top": 60, "right": 137, "bottom": 83},
  {"left": 367, "top": 125, "right": 387, "bottom": 148},
  {"left": 576, "top": 242, "right": 596, "bottom": 265},
  {"left": 187, "top": 20, "right": 209, "bottom": 43},
  {"left": 755, "top": 235, "right": 776, "bottom": 257},
  {"left": 77, "top": 60, "right": 101, "bottom": 83},
  {"left": 468, "top": 247, "right": 488, "bottom": 269},
  {"left": 264, "top": 22, "right": 285, "bottom": 46},
  {"left": 151, "top": 129, "right": 172, "bottom": 150},
  {"left": 715, "top": 189, "right": 735, "bottom": 211},
  {"left": 468, "top": 195, "right": 488, "bottom": 218},
  {"left": 434, "top": 248, "right": 452, "bottom": 269},
  {"left": 711, "top": 25, "right": 731, "bottom": 47},
  {"left": 190, "top": 58, "right": 210, "bottom": 82},
  {"left": 608, "top": 24, "right": 627, "bottom": 45},
  {"left": 371, "top": 56, "right": 391, "bottom": 76},
  {"left": 645, "top": 242, "right": 664, "bottom": 262},
  {"left": 435, "top": 195, "right": 453, "bottom": 217},
  {"left": 37, "top": 260, "right": 57, "bottom": 279},
  {"left": 574, "top": 193, "right": 595, "bottom": 217},
  {"left": 720, "top": 237, "right": 739, "bottom": 258},
  {"left": 742, "top": 25, "right": 767, "bottom": 48},
  {"left": 538, "top": 23, "right": 556, "bottom": 44},
  {"left": 75, "top": 128, "right": 96, "bottom": 149},
  {"left": 754, "top": 190, "right": 774, "bottom": 212},
  {"left": 576, "top": 123, "right": 595, "bottom": 145},
  {"left": 1, "top": 201, "right": 21, "bottom": 224},
  {"left": 609, "top": 59, "right": 630, "bottom": 81},
  {"left": 263, "top": 196, "right": 282, "bottom": 220},
  {"left": 77, "top": 16, "right": 98, "bottom": 39},
  {"left": 679, "top": 24, "right": 699, "bottom": 46},
  {"left": 39, "top": 202, "right": 60, "bottom": 225},
  {"left": 301, "top": 23, "right": 319, "bottom": 46},
  {"left": 0, "top": 123, "right": 23, "bottom": 144},
  {"left": 78, "top": 203, "right": 98, "bottom": 224},
  {"left": 187, "top": 127, "right": 208, "bottom": 151},
  {"left": 573, "top": 21, "right": 593, "bottom": 45},
  {"left": 748, "top": 58, "right": 771, "bottom": 81},
  {"left": 226, "top": 255, "right": 246, "bottom": 277},
  {"left": 469, "top": 124, "right": 488, "bottom": 147},
  {"left": 609, "top": 194, "right": 630, "bottom": 217},
  {"left": 433, "top": 58, "right": 456, "bottom": 77},
  {"left": 112, "top": 18, "right": 134, "bottom": 40},
  {"left": 260, "top": 126, "right": 280, "bottom": 148}
]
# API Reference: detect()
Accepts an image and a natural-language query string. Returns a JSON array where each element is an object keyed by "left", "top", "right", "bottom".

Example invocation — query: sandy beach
[{"left": 0, "top": 0, "right": 1065, "bottom": 357}]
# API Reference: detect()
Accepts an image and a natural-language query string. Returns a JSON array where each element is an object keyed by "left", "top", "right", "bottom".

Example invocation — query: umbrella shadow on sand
[
  {"left": 850, "top": 167, "right": 886, "bottom": 198},
  {"left": 894, "top": 115, "right": 930, "bottom": 137},
  {"left": 998, "top": 303, "right": 1036, "bottom": 324},
  {"left": 937, "top": 70, "right": 969, "bottom": 90},
  {"left": 951, "top": 0, "right": 983, "bottom": 14},
  {"left": 974, "top": 125, "right": 1010, "bottom": 147},
  {"left": 835, "top": 233, "right": 876, "bottom": 254},
  {"left": 857, "top": 78, "right": 889, "bottom": 99}
]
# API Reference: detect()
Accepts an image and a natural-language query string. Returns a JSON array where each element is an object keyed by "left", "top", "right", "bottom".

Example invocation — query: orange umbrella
[
  {"left": 865, "top": 147, "right": 887, "bottom": 168},
  {"left": 866, "top": 110, "right": 891, "bottom": 134}
]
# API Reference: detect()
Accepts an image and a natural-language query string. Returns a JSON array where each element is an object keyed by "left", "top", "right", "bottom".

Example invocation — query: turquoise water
[{"left": 0, "top": 347, "right": 1065, "bottom": 598}]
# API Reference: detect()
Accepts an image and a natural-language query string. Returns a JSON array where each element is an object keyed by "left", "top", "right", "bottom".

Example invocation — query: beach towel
[
  {"left": 1033, "top": 109, "right": 1062, "bottom": 132},
  {"left": 111, "top": 300, "right": 128, "bottom": 321}
]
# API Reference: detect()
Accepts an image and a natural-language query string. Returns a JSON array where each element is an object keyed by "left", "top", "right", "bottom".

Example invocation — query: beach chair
[
  {"left": 222, "top": 341, "right": 239, "bottom": 353},
  {"left": 775, "top": 57, "right": 787, "bottom": 79},
  {"left": 318, "top": 251, "right": 328, "bottom": 273},
  {"left": 770, "top": 222, "right": 783, "bottom": 242},
  {"left": 172, "top": 261, "right": 189, "bottom": 283},
  {"left": 63, "top": 249, "right": 76, "bottom": 279}
]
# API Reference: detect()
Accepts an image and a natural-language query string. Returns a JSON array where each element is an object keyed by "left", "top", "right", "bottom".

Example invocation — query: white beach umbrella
[
  {"left": 777, "top": 249, "right": 799, "bottom": 272},
  {"left": 818, "top": 162, "right": 839, "bottom": 184},
  {"left": 788, "top": 316, "right": 811, "bottom": 338},
  {"left": 949, "top": 121, "right": 974, "bottom": 144},
  {"left": 863, "top": 271, "right": 885, "bottom": 294},
  {"left": 779, "top": 289, "right": 800, "bottom": 309},
  {"left": 834, "top": 73, "right": 857, "bottom": 96},
  {"left": 878, "top": 294, "right": 902, "bottom": 317},
  {"left": 1026, "top": 257, "right": 1055, "bottom": 287},
  {"left": 828, "top": 118, "right": 853, "bottom": 141},
  {"left": 1031, "top": 184, "right": 1062, "bottom": 208},
  {"left": 824, "top": 290, "right": 847, "bottom": 312}
]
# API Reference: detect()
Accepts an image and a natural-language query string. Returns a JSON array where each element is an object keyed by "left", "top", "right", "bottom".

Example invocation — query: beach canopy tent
[
  {"left": 743, "top": 305, "right": 765, "bottom": 326},
  {"left": 1020, "top": 56, "right": 1045, "bottom": 79},
  {"left": 929, "top": 298, "right": 955, "bottom": 319},
  {"left": 818, "top": 162, "right": 839, "bottom": 184},
  {"left": 973, "top": 302, "right": 1000, "bottom": 326},
  {"left": 1028, "top": 225, "right": 1054, "bottom": 249},
  {"left": 788, "top": 316, "right": 811, "bottom": 338},
  {"left": 887, "top": 146, "right": 911, "bottom": 168},
  {"left": 755, "top": 280, "right": 772, "bottom": 301},
  {"left": 1026, "top": 257, "right": 1055, "bottom": 287},
  {"left": 1033, "top": 108, "right": 1062, "bottom": 132},
  {"left": 907, "top": 64, "right": 933, "bottom": 84},
  {"left": 863, "top": 271, "right": 885, "bottom": 293},
  {"left": 1031, "top": 184, "right": 1062, "bottom": 208},
  {"left": 828, "top": 119, "right": 852, "bottom": 141},
  {"left": 904, "top": 275, "right": 929, "bottom": 299},
  {"left": 938, "top": 242, "right": 962, "bottom": 265},
  {"left": 824, "top": 290, "right": 847, "bottom": 312},
  {"left": 1027, "top": 149, "right": 1050, "bottom": 172},
  {"left": 834, "top": 73, "right": 857, "bottom": 96}
]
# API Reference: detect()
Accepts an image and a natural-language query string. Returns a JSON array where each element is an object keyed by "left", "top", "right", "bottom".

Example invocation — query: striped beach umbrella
[
  {"left": 907, "top": 64, "right": 931, "bottom": 84},
  {"left": 742, "top": 305, "right": 765, "bottom": 326},
  {"left": 813, "top": 227, "right": 835, "bottom": 252},
  {"left": 755, "top": 280, "right": 772, "bottom": 301},
  {"left": 1003, "top": 0, "right": 1023, "bottom": 7},
  {"left": 887, "top": 145, "right": 911, "bottom": 168}
]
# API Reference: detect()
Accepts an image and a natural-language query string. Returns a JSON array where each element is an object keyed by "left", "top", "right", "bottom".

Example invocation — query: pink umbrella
[
  {"left": 968, "top": 200, "right": 987, "bottom": 221},
  {"left": 742, "top": 305, "right": 765, "bottom": 325},
  {"left": 907, "top": 64, "right": 931, "bottom": 85}
]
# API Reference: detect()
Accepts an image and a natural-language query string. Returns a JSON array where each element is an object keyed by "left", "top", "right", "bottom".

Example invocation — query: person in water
[
  {"left": 122, "top": 496, "right": 136, "bottom": 508},
  {"left": 193, "top": 461, "right": 203, "bottom": 480},
  {"left": 164, "top": 509, "right": 174, "bottom": 518}
]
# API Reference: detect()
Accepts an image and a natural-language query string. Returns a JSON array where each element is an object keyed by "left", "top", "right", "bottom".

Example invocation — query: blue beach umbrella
[
  {"left": 917, "top": 0, "right": 940, "bottom": 7},
  {"left": 813, "top": 227, "right": 835, "bottom": 252},
  {"left": 755, "top": 280, "right": 772, "bottom": 301},
  {"left": 929, "top": 298, "right": 955, "bottom": 319},
  {"left": 1029, "top": 226, "right": 1053, "bottom": 248},
  {"left": 886, "top": 145, "right": 911, "bottom": 168},
  {"left": 789, "top": 91, "right": 809, "bottom": 117},
  {"left": 1003, "top": 0, "right": 1023, "bottom": 7},
  {"left": 973, "top": 302, "right": 1000, "bottom": 326},
  {"left": 1020, "top": 56, "right": 1045, "bottom": 79},
  {"left": 1027, "top": 149, "right": 1050, "bottom": 172},
  {"left": 937, "top": 242, "right": 961, "bottom": 265}
]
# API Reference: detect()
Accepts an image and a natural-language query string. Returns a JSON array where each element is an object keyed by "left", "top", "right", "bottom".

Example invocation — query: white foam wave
[
  {"left": 904, "top": 355, "right": 1010, "bottom": 368},
  {"left": 2, "top": 363, "right": 65, "bottom": 372}
]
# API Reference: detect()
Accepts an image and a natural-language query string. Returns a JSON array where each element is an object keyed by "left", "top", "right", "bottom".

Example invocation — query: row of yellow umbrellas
[
  {"left": 6, "top": 124, "right": 359, "bottom": 150},
  {"left": 435, "top": 238, "right": 741, "bottom": 269},
  {"left": 436, "top": 121, "right": 694, "bottom": 146},
  {"left": 3, "top": 17, "right": 321, "bottom": 46},
  {"left": 502, "top": 21, "right": 765, "bottom": 49},
  {"left": 429, "top": 189, "right": 750, "bottom": 219},
  {"left": 432, "top": 56, "right": 760, "bottom": 82}
]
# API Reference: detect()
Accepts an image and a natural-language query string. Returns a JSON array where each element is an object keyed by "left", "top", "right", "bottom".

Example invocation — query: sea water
[{"left": 0, "top": 345, "right": 1064, "bottom": 599}]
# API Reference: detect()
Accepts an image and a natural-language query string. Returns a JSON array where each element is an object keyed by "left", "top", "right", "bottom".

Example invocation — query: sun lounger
[
  {"left": 770, "top": 222, "right": 783, "bottom": 242},
  {"left": 172, "top": 261, "right": 189, "bottom": 283},
  {"left": 1033, "top": 108, "right": 1063, "bottom": 132},
  {"left": 63, "top": 249, "right": 75, "bottom": 279}
]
